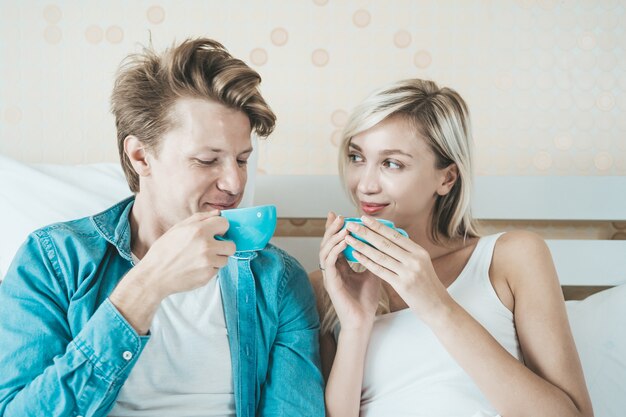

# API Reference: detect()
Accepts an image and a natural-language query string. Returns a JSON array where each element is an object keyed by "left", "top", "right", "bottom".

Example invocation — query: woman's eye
[
  {"left": 383, "top": 160, "right": 402, "bottom": 169},
  {"left": 237, "top": 160, "right": 248, "bottom": 167},
  {"left": 348, "top": 153, "right": 363, "bottom": 163}
]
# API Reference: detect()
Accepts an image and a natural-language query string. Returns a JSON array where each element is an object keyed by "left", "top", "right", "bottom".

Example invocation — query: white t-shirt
[{"left": 110, "top": 259, "right": 235, "bottom": 417}]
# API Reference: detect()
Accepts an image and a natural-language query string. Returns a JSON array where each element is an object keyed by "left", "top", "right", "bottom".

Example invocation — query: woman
[{"left": 311, "top": 79, "right": 593, "bottom": 417}]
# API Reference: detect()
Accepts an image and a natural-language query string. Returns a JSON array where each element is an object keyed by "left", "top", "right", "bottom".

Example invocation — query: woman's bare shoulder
[
  {"left": 493, "top": 230, "right": 550, "bottom": 262},
  {"left": 492, "top": 230, "right": 557, "bottom": 292}
]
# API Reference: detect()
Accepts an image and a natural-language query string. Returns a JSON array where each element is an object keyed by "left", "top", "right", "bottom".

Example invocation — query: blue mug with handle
[
  {"left": 341, "top": 217, "right": 408, "bottom": 262},
  {"left": 216, "top": 205, "right": 277, "bottom": 252}
]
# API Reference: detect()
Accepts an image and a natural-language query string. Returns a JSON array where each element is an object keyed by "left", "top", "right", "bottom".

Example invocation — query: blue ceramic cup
[
  {"left": 341, "top": 217, "right": 408, "bottom": 262},
  {"left": 217, "top": 205, "right": 277, "bottom": 252}
]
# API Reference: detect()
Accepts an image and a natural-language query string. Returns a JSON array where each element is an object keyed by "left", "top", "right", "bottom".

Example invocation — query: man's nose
[{"left": 216, "top": 161, "right": 245, "bottom": 196}]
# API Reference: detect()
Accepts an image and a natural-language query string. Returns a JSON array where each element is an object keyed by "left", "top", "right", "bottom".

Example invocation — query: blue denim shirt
[{"left": 0, "top": 197, "right": 325, "bottom": 417}]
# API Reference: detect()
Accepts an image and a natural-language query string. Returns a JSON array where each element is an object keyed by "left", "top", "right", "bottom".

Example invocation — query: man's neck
[{"left": 130, "top": 193, "right": 167, "bottom": 260}]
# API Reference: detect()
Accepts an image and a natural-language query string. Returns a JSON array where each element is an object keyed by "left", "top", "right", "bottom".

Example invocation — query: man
[{"left": 0, "top": 38, "right": 324, "bottom": 417}]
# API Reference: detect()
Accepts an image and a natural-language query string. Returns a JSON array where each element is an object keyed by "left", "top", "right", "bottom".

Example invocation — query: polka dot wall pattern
[
  {"left": 43, "top": 4, "right": 62, "bottom": 44},
  {"left": 270, "top": 28, "right": 288, "bottom": 46},
  {"left": 147, "top": 6, "right": 166, "bottom": 24},
  {"left": 0, "top": 0, "right": 623, "bottom": 177}
]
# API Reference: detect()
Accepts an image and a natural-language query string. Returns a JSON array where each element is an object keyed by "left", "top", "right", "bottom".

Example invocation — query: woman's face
[{"left": 344, "top": 115, "right": 451, "bottom": 232}]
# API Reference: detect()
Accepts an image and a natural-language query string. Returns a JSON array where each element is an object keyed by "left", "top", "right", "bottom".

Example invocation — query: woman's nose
[{"left": 357, "top": 165, "right": 382, "bottom": 195}]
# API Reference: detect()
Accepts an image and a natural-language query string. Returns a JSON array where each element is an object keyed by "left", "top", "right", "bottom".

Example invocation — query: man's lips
[
  {"left": 207, "top": 202, "right": 238, "bottom": 210},
  {"left": 359, "top": 202, "right": 389, "bottom": 215}
]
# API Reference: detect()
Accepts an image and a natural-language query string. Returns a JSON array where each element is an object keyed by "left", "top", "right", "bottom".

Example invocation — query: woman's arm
[
  {"left": 349, "top": 219, "right": 594, "bottom": 417},
  {"left": 430, "top": 231, "right": 593, "bottom": 417},
  {"left": 310, "top": 270, "right": 371, "bottom": 417},
  {"left": 312, "top": 212, "right": 385, "bottom": 417},
  {"left": 471, "top": 230, "right": 592, "bottom": 417}
]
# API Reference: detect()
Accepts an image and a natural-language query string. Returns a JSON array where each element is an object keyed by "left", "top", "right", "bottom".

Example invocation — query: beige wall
[{"left": 1, "top": 0, "right": 625, "bottom": 176}]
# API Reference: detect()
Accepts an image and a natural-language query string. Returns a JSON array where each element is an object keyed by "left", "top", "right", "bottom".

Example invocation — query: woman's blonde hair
[
  {"left": 321, "top": 78, "right": 479, "bottom": 335},
  {"left": 110, "top": 38, "right": 276, "bottom": 193}
]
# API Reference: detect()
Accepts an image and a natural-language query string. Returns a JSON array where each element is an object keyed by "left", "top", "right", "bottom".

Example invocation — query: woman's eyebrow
[
  {"left": 379, "top": 149, "right": 414, "bottom": 158},
  {"left": 349, "top": 143, "right": 413, "bottom": 158}
]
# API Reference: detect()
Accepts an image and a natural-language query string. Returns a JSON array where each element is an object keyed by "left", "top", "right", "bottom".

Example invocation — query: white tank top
[
  {"left": 359, "top": 233, "right": 520, "bottom": 417},
  {"left": 110, "top": 259, "right": 235, "bottom": 417}
]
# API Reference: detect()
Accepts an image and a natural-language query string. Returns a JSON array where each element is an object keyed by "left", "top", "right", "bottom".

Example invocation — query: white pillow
[
  {"left": 0, "top": 155, "right": 131, "bottom": 279},
  {"left": 566, "top": 284, "right": 626, "bottom": 417}
]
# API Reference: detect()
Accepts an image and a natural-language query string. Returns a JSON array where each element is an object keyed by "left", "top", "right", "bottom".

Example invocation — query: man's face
[{"left": 140, "top": 97, "right": 253, "bottom": 231}]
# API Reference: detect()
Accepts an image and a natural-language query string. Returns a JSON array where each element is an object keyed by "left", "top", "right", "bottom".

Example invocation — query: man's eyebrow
[
  {"left": 196, "top": 147, "right": 254, "bottom": 154},
  {"left": 348, "top": 143, "right": 413, "bottom": 158},
  {"left": 194, "top": 147, "right": 224, "bottom": 153}
]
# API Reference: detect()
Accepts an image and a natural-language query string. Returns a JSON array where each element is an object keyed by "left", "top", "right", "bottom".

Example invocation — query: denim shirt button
[{"left": 122, "top": 351, "right": 133, "bottom": 361}]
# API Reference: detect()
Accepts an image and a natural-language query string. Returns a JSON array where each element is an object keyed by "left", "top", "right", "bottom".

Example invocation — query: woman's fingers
[
  {"left": 321, "top": 239, "right": 348, "bottom": 291},
  {"left": 319, "top": 213, "right": 348, "bottom": 267},
  {"left": 322, "top": 212, "right": 344, "bottom": 242},
  {"left": 352, "top": 248, "right": 397, "bottom": 285},
  {"left": 324, "top": 211, "right": 336, "bottom": 229},
  {"left": 345, "top": 221, "right": 407, "bottom": 263},
  {"left": 346, "top": 233, "right": 402, "bottom": 275},
  {"left": 361, "top": 215, "right": 416, "bottom": 253},
  {"left": 326, "top": 238, "right": 348, "bottom": 271},
  {"left": 347, "top": 220, "right": 414, "bottom": 262},
  {"left": 320, "top": 228, "right": 349, "bottom": 267}
]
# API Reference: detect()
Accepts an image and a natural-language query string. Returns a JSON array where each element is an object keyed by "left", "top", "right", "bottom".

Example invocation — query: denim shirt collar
[{"left": 90, "top": 196, "right": 135, "bottom": 262}]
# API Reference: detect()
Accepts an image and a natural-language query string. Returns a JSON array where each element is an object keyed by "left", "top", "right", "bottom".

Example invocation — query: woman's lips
[{"left": 359, "top": 202, "right": 389, "bottom": 215}]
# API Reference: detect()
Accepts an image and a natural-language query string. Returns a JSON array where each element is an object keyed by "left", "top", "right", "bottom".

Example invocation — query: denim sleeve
[
  {"left": 0, "top": 233, "right": 148, "bottom": 417},
  {"left": 257, "top": 255, "right": 325, "bottom": 417}
]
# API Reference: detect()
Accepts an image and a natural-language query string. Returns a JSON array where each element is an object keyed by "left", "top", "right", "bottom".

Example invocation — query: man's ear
[
  {"left": 124, "top": 135, "right": 151, "bottom": 177},
  {"left": 436, "top": 163, "right": 459, "bottom": 196}
]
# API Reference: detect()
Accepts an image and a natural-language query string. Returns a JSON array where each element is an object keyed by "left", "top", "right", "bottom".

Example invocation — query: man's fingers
[
  {"left": 211, "top": 253, "right": 231, "bottom": 268},
  {"left": 214, "top": 240, "right": 237, "bottom": 256},
  {"left": 197, "top": 215, "right": 230, "bottom": 237}
]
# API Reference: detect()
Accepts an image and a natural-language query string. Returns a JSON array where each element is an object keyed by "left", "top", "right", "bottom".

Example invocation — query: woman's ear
[
  {"left": 124, "top": 135, "right": 151, "bottom": 177},
  {"left": 436, "top": 163, "right": 459, "bottom": 196}
]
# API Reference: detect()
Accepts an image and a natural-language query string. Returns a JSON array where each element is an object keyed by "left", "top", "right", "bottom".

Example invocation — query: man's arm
[
  {"left": 0, "top": 232, "right": 147, "bottom": 417},
  {"left": 257, "top": 255, "right": 325, "bottom": 417}
]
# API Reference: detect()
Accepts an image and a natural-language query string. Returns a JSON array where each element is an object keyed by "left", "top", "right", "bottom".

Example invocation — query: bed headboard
[{"left": 255, "top": 175, "right": 626, "bottom": 301}]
